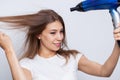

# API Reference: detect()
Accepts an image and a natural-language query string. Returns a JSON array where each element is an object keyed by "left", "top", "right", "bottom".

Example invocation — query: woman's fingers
[
  {"left": 114, "top": 26, "right": 120, "bottom": 40},
  {"left": 0, "top": 32, "right": 12, "bottom": 50}
]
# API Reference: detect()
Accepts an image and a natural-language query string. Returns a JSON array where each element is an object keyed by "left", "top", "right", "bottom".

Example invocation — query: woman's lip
[{"left": 54, "top": 43, "right": 61, "bottom": 47}]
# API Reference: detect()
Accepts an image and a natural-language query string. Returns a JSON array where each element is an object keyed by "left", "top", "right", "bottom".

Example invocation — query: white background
[{"left": 0, "top": 0, "right": 120, "bottom": 80}]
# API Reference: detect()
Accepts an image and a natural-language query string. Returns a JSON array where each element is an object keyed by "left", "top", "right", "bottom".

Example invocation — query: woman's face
[{"left": 38, "top": 21, "right": 64, "bottom": 53}]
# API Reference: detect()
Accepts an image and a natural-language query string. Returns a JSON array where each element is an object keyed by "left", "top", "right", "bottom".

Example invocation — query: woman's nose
[{"left": 56, "top": 33, "right": 63, "bottom": 40}]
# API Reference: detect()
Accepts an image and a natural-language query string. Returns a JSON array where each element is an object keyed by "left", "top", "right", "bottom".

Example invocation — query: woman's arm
[
  {"left": 78, "top": 26, "right": 120, "bottom": 77},
  {"left": 0, "top": 32, "right": 32, "bottom": 80}
]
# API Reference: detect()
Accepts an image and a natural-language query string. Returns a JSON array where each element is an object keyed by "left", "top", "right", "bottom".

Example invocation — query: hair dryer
[{"left": 70, "top": 0, "right": 120, "bottom": 47}]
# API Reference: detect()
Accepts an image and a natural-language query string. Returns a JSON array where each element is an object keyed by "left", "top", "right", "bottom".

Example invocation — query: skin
[{"left": 0, "top": 21, "right": 120, "bottom": 80}]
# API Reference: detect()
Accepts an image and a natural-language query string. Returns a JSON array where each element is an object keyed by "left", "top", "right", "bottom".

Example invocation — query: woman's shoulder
[
  {"left": 19, "top": 56, "right": 37, "bottom": 71},
  {"left": 19, "top": 57, "right": 33, "bottom": 67},
  {"left": 20, "top": 57, "right": 31, "bottom": 62},
  {"left": 70, "top": 52, "right": 83, "bottom": 59},
  {"left": 68, "top": 52, "right": 83, "bottom": 65}
]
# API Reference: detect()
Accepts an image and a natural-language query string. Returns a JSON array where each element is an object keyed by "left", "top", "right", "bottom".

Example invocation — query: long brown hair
[{"left": 0, "top": 9, "right": 79, "bottom": 61}]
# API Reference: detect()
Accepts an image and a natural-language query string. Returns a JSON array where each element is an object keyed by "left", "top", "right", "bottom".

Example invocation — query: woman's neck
[{"left": 38, "top": 50, "right": 56, "bottom": 58}]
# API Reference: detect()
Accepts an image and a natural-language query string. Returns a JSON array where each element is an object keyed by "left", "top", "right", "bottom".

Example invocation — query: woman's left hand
[{"left": 113, "top": 24, "right": 120, "bottom": 40}]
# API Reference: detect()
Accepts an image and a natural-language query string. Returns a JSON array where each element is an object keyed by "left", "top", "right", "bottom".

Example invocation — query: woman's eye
[
  {"left": 50, "top": 32, "right": 56, "bottom": 34},
  {"left": 60, "top": 30, "right": 64, "bottom": 34},
  {"left": 60, "top": 30, "right": 63, "bottom": 33}
]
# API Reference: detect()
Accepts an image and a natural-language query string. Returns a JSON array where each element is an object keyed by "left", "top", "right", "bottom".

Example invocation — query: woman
[{"left": 0, "top": 9, "right": 120, "bottom": 80}]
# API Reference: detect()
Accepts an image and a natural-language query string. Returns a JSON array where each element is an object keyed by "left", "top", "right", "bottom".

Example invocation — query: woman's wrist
[{"left": 4, "top": 46, "right": 15, "bottom": 56}]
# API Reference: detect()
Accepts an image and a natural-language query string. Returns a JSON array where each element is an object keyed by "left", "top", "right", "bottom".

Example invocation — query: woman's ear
[{"left": 36, "top": 34, "right": 41, "bottom": 39}]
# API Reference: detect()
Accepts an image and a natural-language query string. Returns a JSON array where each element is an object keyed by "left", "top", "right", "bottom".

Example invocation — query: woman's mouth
[{"left": 54, "top": 43, "right": 61, "bottom": 47}]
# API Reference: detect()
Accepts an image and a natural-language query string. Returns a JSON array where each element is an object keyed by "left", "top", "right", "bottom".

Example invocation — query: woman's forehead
[{"left": 45, "top": 21, "right": 63, "bottom": 30}]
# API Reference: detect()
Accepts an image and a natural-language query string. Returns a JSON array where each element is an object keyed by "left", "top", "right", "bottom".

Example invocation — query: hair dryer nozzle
[
  {"left": 70, "top": 6, "right": 84, "bottom": 12},
  {"left": 70, "top": 7, "right": 77, "bottom": 12},
  {"left": 70, "top": 3, "right": 84, "bottom": 12}
]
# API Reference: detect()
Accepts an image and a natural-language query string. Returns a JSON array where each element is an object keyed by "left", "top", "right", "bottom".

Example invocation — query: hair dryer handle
[{"left": 109, "top": 9, "right": 120, "bottom": 47}]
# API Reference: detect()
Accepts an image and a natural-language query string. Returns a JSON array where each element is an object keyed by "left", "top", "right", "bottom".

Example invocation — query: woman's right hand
[{"left": 0, "top": 32, "right": 13, "bottom": 52}]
